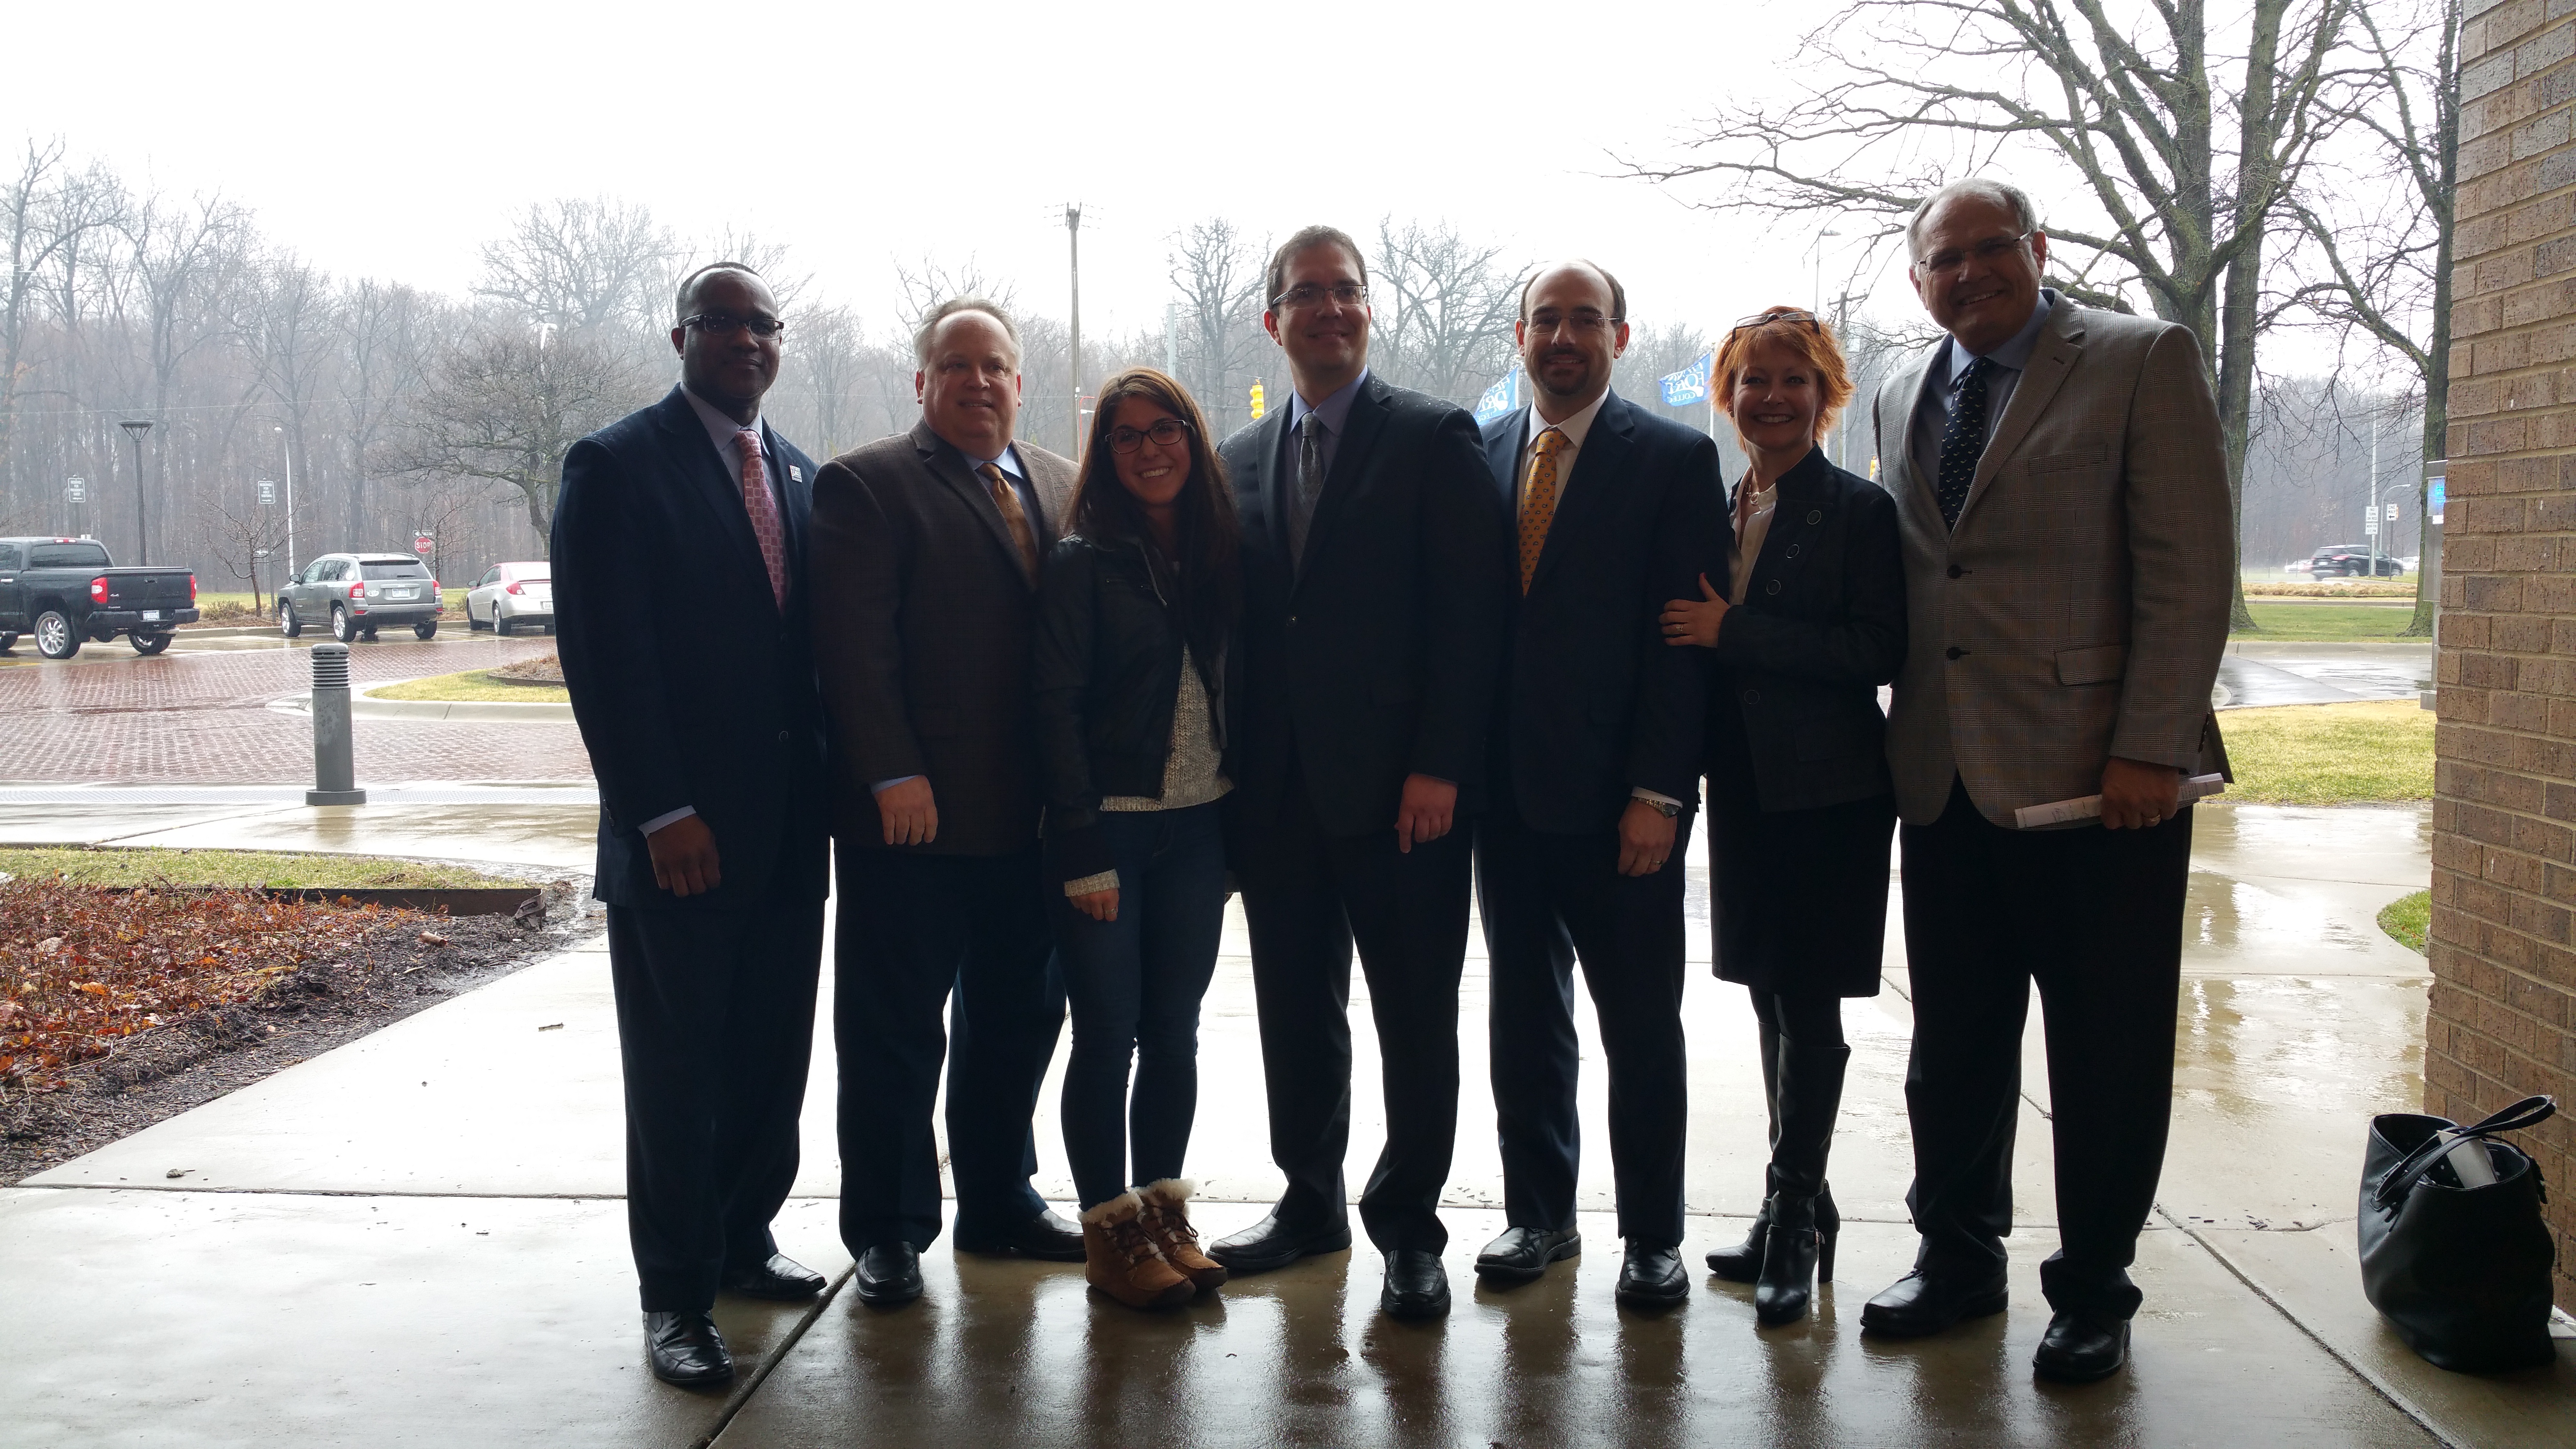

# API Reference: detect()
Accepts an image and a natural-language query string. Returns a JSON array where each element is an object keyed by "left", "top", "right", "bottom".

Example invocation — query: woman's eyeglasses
[
  {"left": 1727, "top": 310, "right": 1824, "bottom": 338},
  {"left": 1107, "top": 417, "right": 1192, "bottom": 453}
]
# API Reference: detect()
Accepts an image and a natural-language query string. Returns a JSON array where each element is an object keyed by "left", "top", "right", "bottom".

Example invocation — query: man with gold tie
[
  {"left": 1467, "top": 260, "right": 1729, "bottom": 1306},
  {"left": 809, "top": 298, "right": 1087, "bottom": 1308}
]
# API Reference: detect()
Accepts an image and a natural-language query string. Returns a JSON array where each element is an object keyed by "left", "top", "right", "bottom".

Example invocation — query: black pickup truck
[{"left": 0, "top": 537, "right": 199, "bottom": 659}]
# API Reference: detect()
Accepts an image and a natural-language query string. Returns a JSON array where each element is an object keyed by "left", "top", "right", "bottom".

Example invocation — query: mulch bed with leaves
[{"left": 0, "top": 873, "right": 588, "bottom": 1185}]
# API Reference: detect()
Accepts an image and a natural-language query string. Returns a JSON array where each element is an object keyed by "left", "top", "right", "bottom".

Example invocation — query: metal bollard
[{"left": 306, "top": 643, "right": 367, "bottom": 806}]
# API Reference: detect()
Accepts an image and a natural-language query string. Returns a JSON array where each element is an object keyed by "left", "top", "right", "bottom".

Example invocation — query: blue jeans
[{"left": 1051, "top": 803, "right": 1227, "bottom": 1209}]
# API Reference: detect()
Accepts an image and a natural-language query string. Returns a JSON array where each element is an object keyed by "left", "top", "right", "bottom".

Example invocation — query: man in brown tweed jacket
[{"left": 1858, "top": 179, "right": 2232, "bottom": 1384}]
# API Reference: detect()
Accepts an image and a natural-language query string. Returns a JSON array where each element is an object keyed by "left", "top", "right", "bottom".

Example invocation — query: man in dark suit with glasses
[
  {"left": 1204, "top": 225, "right": 1508, "bottom": 1320},
  {"left": 554, "top": 262, "right": 830, "bottom": 1386}
]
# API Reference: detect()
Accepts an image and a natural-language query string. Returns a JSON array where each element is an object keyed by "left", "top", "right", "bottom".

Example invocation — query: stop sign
[{"left": 413, "top": 535, "right": 434, "bottom": 556}]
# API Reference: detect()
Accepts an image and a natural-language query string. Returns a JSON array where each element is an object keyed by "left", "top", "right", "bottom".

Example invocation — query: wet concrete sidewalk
[{"left": 3, "top": 799, "right": 2571, "bottom": 1447}]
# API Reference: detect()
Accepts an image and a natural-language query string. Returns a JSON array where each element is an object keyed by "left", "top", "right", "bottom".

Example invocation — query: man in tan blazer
[
  {"left": 809, "top": 298, "right": 1083, "bottom": 1308},
  {"left": 1859, "top": 179, "right": 2231, "bottom": 1384}
]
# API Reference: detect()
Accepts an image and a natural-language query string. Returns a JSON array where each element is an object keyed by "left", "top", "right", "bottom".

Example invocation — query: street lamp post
[
  {"left": 1065, "top": 203, "right": 1084, "bottom": 460},
  {"left": 119, "top": 419, "right": 153, "bottom": 565},
  {"left": 275, "top": 425, "right": 297, "bottom": 580}
]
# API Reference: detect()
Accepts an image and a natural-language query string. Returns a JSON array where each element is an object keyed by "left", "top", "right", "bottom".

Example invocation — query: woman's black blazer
[{"left": 1708, "top": 446, "right": 1907, "bottom": 812}]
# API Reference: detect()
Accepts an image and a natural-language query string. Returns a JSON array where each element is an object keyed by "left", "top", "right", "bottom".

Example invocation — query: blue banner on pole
[
  {"left": 1473, "top": 369, "right": 1520, "bottom": 424},
  {"left": 1660, "top": 352, "right": 1713, "bottom": 408}
]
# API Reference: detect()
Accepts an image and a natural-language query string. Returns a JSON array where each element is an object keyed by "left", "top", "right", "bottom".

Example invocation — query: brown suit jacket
[{"left": 810, "top": 419, "right": 1077, "bottom": 855}]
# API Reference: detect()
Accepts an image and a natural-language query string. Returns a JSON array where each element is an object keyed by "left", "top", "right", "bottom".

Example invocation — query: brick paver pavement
[{"left": 0, "top": 637, "right": 596, "bottom": 783}]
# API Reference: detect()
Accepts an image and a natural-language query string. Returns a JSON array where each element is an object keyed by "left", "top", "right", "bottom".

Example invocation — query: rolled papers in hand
[{"left": 2012, "top": 773, "right": 2228, "bottom": 829}]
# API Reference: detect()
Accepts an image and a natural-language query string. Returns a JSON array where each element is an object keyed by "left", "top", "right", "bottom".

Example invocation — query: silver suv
[{"left": 279, "top": 554, "right": 442, "bottom": 642}]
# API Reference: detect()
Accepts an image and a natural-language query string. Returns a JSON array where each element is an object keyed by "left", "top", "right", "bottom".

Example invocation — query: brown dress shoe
[
  {"left": 1081, "top": 1191, "right": 1195, "bottom": 1310},
  {"left": 1139, "top": 1178, "right": 1229, "bottom": 1293}
]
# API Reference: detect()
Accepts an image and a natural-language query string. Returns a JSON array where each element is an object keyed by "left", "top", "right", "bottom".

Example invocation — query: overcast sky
[{"left": 4, "top": 0, "right": 1932, "bottom": 360}]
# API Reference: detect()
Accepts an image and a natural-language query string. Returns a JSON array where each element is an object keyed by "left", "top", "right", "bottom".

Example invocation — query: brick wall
[{"left": 2435, "top": 0, "right": 2576, "bottom": 1311}]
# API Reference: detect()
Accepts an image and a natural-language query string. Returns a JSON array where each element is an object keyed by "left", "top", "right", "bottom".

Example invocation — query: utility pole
[
  {"left": 120, "top": 419, "right": 153, "bottom": 565},
  {"left": 1065, "top": 204, "right": 1084, "bottom": 460},
  {"left": 2368, "top": 408, "right": 2383, "bottom": 580},
  {"left": 278, "top": 424, "right": 298, "bottom": 580}
]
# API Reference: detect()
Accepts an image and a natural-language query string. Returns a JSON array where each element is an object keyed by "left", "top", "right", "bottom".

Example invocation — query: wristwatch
[{"left": 1642, "top": 798, "right": 1682, "bottom": 819}]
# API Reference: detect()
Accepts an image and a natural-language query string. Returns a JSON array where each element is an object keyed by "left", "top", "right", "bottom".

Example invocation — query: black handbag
[{"left": 2358, "top": 1095, "right": 2559, "bottom": 1373}]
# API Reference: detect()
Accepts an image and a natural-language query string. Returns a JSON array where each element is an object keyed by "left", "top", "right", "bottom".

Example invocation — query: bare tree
[
  {"left": 1626, "top": 0, "right": 2355, "bottom": 628},
  {"left": 195, "top": 489, "right": 290, "bottom": 612},
  {"left": 386, "top": 316, "right": 646, "bottom": 555},
  {"left": 891, "top": 254, "right": 1017, "bottom": 339},
  {"left": 1368, "top": 217, "right": 1524, "bottom": 406},
  {"left": 2282, "top": 0, "right": 2458, "bottom": 634},
  {"left": 473, "top": 197, "right": 674, "bottom": 341},
  {"left": 248, "top": 255, "right": 336, "bottom": 543},
  {"left": 1168, "top": 218, "right": 1267, "bottom": 431},
  {"left": 0, "top": 140, "right": 116, "bottom": 499},
  {"left": 335, "top": 278, "right": 434, "bottom": 548}
]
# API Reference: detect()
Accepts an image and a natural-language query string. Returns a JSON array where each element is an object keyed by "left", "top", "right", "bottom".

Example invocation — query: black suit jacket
[
  {"left": 1709, "top": 446, "right": 1908, "bottom": 812},
  {"left": 553, "top": 386, "right": 829, "bottom": 909},
  {"left": 809, "top": 420, "right": 1077, "bottom": 857},
  {"left": 1480, "top": 391, "right": 1729, "bottom": 833},
  {"left": 1219, "top": 373, "right": 1506, "bottom": 837}
]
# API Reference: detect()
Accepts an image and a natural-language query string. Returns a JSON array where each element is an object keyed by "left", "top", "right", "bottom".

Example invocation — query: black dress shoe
[
  {"left": 955, "top": 1209, "right": 1086, "bottom": 1262},
  {"left": 853, "top": 1243, "right": 924, "bottom": 1308},
  {"left": 1207, "top": 1210, "right": 1353, "bottom": 1274},
  {"left": 644, "top": 1309, "right": 733, "bottom": 1386},
  {"left": 1380, "top": 1248, "right": 1451, "bottom": 1320},
  {"left": 720, "top": 1253, "right": 826, "bottom": 1301},
  {"left": 1615, "top": 1241, "right": 1689, "bottom": 1307},
  {"left": 1474, "top": 1225, "right": 1580, "bottom": 1284},
  {"left": 2033, "top": 1310, "right": 2130, "bottom": 1382},
  {"left": 1857, "top": 1269, "right": 2009, "bottom": 1337}
]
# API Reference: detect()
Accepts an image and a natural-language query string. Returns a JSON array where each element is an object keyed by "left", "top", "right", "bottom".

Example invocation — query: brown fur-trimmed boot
[
  {"left": 1138, "top": 1178, "right": 1228, "bottom": 1294},
  {"left": 1081, "top": 1192, "right": 1194, "bottom": 1310}
]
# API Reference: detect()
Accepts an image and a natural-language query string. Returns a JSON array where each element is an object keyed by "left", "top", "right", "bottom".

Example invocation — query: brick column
[{"left": 2436, "top": 0, "right": 2576, "bottom": 1310}]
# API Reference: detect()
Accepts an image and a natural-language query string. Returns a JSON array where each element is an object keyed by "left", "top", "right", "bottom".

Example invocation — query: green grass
[
  {"left": 2229, "top": 601, "right": 2420, "bottom": 642},
  {"left": 368, "top": 668, "right": 568, "bottom": 704},
  {"left": 189, "top": 590, "right": 467, "bottom": 626},
  {"left": 2378, "top": 889, "right": 2430, "bottom": 955},
  {"left": 2216, "top": 700, "right": 2435, "bottom": 804},
  {"left": 0, "top": 846, "right": 526, "bottom": 889}
]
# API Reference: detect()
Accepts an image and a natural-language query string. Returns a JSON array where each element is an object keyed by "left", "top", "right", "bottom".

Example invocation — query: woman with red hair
[{"left": 1660, "top": 307, "right": 1907, "bottom": 1325}]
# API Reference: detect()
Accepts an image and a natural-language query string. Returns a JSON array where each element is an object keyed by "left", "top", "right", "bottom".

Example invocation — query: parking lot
[{"left": 0, "top": 630, "right": 591, "bottom": 784}]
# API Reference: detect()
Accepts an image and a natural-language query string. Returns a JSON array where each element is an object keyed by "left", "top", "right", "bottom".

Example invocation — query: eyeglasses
[
  {"left": 680, "top": 312, "right": 787, "bottom": 338},
  {"left": 1107, "top": 417, "right": 1191, "bottom": 453},
  {"left": 1727, "top": 310, "right": 1824, "bottom": 338},
  {"left": 1916, "top": 232, "right": 2033, "bottom": 278},
  {"left": 1270, "top": 282, "right": 1368, "bottom": 311},
  {"left": 1527, "top": 309, "right": 1623, "bottom": 335}
]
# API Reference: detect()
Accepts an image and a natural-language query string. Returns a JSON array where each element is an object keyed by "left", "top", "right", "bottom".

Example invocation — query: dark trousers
[
  {"left": 606, "top": 890, "right": 824, "bottom": 1312},
  {"left": 1051, "top": 803, "right": 1228, "bottom": 1209},
  {"left": 1476, "top": 805, "right": 1692, "bottom": 1246},
  {"left": 1899, "top": 777, "right": 2193, "bottom": 1319},
  {"left": 1236, "top": 778, "right": 1474, "bottom": 1253},
  {"left": 834, "top": 843, "right": 1063, "bottom": 1252}
]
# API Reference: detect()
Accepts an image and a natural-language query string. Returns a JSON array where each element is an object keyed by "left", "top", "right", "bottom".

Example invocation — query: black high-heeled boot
[
  {"left": 1755, "top": 1192, "right": 1820, "bottom": 1324},
  {"left": 1766, "top": 1008, "right": 1850, "bottom": 1305},
  {"left": 1706, "top": 1195, "right": 1771, "bottom": 1282}
]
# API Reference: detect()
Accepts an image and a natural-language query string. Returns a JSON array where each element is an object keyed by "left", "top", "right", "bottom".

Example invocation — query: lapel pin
[{"left": 789, "top": 465, "right": 804, "bottom": 483}]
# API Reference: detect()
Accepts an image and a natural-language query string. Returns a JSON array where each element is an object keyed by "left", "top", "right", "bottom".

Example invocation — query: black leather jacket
[{"left": 1032, "top": 533, "right": 1238, "bottom": 883}]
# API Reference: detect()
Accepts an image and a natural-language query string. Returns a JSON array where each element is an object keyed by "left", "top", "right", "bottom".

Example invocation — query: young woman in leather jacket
[{"left": 1032, "top": 367, "right": 1245, "bottom": 1308}]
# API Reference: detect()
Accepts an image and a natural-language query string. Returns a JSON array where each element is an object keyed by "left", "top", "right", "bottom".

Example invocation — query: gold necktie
[
  {"left": 980, "top": 462, "right": 1039, "bottom": 583},
  {"left": 1519, "top": 427, "right": 1566, "bottom": 593}
]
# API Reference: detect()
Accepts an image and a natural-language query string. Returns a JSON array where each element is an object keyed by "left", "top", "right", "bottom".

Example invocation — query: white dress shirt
[{"left": 1728, "top": 474, "right": 1779, "bottom": 607}]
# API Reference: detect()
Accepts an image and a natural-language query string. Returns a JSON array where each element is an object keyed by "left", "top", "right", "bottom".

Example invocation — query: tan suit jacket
[
  {"left": 1871, "top": 298, "right": 2232, "bottom": 828},
  {"left": 809, "top": 419, "right": 1076, "bottom": 855}
]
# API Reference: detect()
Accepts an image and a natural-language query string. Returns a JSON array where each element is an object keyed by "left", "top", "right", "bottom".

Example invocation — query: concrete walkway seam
[
  {"left": 2161, "top": 1208, "right": 2463, "bottom": 1449},
  {"left": 693, "top": 1266, "right": 858, "bottom": 1449}
]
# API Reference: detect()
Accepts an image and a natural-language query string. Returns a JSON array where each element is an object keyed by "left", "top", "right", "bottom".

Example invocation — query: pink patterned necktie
[{"left": 734, "top": 428, "right": 789, "bottom": 609}]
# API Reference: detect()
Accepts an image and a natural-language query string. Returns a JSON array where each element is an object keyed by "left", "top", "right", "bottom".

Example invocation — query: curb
[{"left": 269, "top": 681, "right": 573, "bottom": 723}]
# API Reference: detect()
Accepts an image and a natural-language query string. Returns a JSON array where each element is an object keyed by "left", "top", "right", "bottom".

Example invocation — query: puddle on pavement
[{"left": 2174, "top": 975, "right": 2426, "bottom": 1125}]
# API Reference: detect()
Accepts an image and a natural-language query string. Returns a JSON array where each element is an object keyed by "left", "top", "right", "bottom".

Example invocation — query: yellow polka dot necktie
[{"left": 1520, "top": 427, "right": 1565, "bottom": 594}]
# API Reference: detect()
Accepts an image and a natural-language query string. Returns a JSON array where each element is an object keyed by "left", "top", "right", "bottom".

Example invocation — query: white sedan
[{"left": 466, "top": 562, "right": 553, "bottom": 636}]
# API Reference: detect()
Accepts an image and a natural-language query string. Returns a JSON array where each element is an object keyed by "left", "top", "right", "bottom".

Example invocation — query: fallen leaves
[{"left": 0, "top": 875, "right": 424, "bottom": 1094}]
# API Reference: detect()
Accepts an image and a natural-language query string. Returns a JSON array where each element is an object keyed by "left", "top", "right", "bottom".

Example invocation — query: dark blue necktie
[{"left": 1936, "top": 355, "right": 1992, "bottom": 530}]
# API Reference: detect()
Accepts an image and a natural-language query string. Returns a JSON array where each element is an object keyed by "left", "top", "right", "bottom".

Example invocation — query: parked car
[
  {"left": 465, "top": 562, "right": 553, "bottom": 635},
  {"left": 2307, "top": 544, "right": 2405, "bottom": 578},
  {"left": 0, "top": 536, "right": 198, "bottom": 659},
  {"left": 278, "top": 553, "right": 441, "bottom": 642}
]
